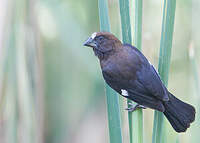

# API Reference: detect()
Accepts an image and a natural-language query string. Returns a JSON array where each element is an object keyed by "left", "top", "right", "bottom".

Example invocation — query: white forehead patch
[
  {"left": 91, "top": 32, "right": 97, "bottom": 39},
  {"left": 121, "top": 89, "right": 128, "bottom": 96}
]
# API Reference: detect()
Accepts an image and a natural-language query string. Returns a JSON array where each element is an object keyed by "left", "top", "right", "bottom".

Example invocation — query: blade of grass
[
  {"left": 15, "top": 0, "right": 37, "bottom": 142},
  {"left": 189, "top": 42, "right": 200, "bottom": 143},
  {"left": 134, "top": 0, "right": 143, "bottom": 51},
  {"left": 176, "top": 136, "right": 180, "bottom": 143},
  {"left": 118, "top": 1, "right": 133, "bottom": 142},
  {"left": 98, "top": 1, "right": 123, "bottom": 143},
  {"left": 0, "top": 0, "right": 11, "bottom": 112},
  {"left": 27, "top": 0, "right": 45, "bottom": 142},
  {"left": 118, "top": 0, "right": 143, "bottom": 143},
  {"left": 189, "top": 43, "right": 200, "bottom": 95},
  {"left": 5, "top": 10, "right": 18, "bottom": 143},
  {"left": 132, "top": 0, "right": 144, "bottom": 143},
  {"left": 118, "top": 0, "right": 132, "bottom": 44},
  {"left": 152, "top": 0, "right": 176, "bottom": 143}
]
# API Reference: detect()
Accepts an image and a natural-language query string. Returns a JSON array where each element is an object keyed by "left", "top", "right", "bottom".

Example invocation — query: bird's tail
[{"left": 163, "top": 92, "right": 195, "bottom": 132}]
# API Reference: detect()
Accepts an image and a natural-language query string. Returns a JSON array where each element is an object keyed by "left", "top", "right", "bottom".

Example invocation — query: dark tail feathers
[{"left": 163, "top": 92, "right": 195, "bottom": 132}]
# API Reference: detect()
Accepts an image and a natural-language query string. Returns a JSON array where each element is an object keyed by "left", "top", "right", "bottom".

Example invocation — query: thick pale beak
[{"left": 83, "top": 37, "right": 96, "bottom": 48}]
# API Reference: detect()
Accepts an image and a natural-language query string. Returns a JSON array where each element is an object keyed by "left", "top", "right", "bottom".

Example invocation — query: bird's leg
[{"left": 125, "top": 102, "right": 146, "bottom": 112}]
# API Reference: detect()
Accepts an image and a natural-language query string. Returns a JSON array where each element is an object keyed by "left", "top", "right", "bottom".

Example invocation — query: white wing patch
[
  {"left": 121, "top": 89, "right": 129, "bottom": 96},
  {"left": 91, "top": 32, "right": 97, "bottom": 39}
]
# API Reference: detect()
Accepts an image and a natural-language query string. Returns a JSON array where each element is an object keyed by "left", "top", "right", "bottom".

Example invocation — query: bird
[{"left": 83, "top": 32, "right": 195, "bottom": 133}]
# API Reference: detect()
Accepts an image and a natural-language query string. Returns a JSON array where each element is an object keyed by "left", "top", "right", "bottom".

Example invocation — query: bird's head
[{"left": 83, "top": 32, "right": 122, "bottom": 59}]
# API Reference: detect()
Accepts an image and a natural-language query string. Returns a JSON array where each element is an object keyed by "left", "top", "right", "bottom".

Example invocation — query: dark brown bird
[{"left": 83, "top": 32, "right": 195, "bottom": 133}]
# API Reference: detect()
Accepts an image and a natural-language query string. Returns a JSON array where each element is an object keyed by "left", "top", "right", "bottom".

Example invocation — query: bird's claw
[{"left": 125, "top": 103, "right": 146, "bottom": 112}]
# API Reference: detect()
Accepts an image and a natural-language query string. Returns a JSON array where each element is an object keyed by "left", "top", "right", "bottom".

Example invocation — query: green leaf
[
  {"left": 152, "top": 0, "right": 176, "bottom": 143},
  {"left": 118, "top": 0, "right": 132, "bottom": 44},
  {"left": 119, "top": 0, "right": 143, "bottom": 143},
  {"left": 98, "top": 0, "right": 123, "bottom": 143},
  {"left": 134, "top": 0, "right": 143, "bottom": 51},
  {"left": 133, "top": 1, "right": 144, "bottom": 143}
]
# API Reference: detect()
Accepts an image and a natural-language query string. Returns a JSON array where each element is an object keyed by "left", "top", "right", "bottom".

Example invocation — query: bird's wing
[
  {"left": 124, "top": 44, "right": 169, "bottom": 102},
  {"left": 102, "top": 69, "right": 165, "bottom": 112},
  {"left": 136, "top": 64, "right": 169, "bottom": 101}
]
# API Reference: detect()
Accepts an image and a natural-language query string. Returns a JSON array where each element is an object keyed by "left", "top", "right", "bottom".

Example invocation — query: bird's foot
[{"left": 125, "top": 103, "right": 146, "bottom": 112}]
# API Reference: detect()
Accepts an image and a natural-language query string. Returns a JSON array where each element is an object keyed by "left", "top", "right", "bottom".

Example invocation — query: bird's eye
[{"left": 97, "top": 36, "right": 104, "bottom": 41}]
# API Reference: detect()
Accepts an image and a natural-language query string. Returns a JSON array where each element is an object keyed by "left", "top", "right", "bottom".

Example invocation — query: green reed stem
[
  {"left": 98, "top": 0, "right": 123, "bottom": 143},
  {"left": 152, "top": 0, "right": 176, "bottom": 143}
]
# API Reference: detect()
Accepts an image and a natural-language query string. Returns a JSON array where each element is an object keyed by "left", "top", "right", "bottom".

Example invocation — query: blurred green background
[{"left": 0, "top": 0, "right": 199, "bottom": 143}]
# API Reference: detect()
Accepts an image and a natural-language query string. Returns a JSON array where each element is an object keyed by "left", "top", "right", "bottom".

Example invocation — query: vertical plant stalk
[
  {"left": 119, "top": 0, "right": 143, "bottom": 143},
  {"left": 189, "top": 43, "right": 200, "bottom": 143},
  {"left": 98, "top": 0, "right": 123, "bottom": 143},
  {"left": 119, "top": 0, "right": 132, "bottom": 44},
  {"left": 5, "top": 19, "right": 18, "bottom": 143},
  {"left": 0, "top": 0, "right": 11, "bottom": 112},
  {"left": 1, "top": 1, "right": 18, "bottom": 143},
  {"left": 152, "top": 0, "right": 176, "bottom": 143},
  {"left": 176, "top": 136, "right": 180, "bottom": 143},
  {"left": 189, "top": 43, "right": 200, "bottom": 95},
  {"left": 135, "top": 0, "right": 143, "bottom": 51},
  {"left": 1, "top": 1, "right": 19, "bottom": 141},
  {"left": 27, "top": 0, "right": 45, "bottom": 142},
  {"left": 14, "top": 0, "right": 39, "bottom": 142},
  {"left": 132, "top": 0, "right": 144, "bottom": 143}
]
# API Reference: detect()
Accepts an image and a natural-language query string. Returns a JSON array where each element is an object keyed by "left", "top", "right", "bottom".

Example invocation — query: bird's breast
[{"left": 100, "top": 55, "right": 138, "bottom": 80}]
